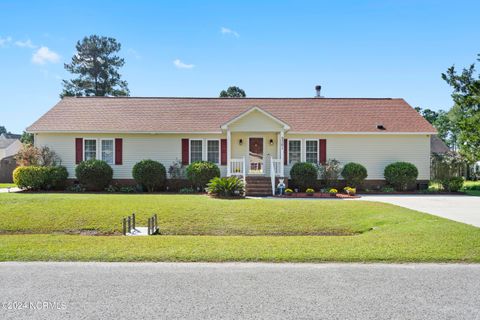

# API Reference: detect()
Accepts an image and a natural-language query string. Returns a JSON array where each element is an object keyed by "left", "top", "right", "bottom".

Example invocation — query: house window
[
  {"left": 288, "top": 140, "right": 301, "bottom": 164},
  {"left": 190, "top": 140, "right": 203, "bottom": 163},
  {"left": 101, "top": 139, "right": 114, "bottom": 165},
  {"left": 306, "top": 140, "right": 318, "bottom": 164},
  {"left": 207, "top": 140, "right": 220, "bottom": 164},
  {"left": 84, "top": 139, "right": 97, "bottom": 160}
]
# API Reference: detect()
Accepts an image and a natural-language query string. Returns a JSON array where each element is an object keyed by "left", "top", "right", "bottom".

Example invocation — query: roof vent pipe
[{"left": 315, "top": 85, "right": 323, "bottom": 98}]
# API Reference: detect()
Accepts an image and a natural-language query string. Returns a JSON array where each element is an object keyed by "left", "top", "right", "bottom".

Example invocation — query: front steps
[{"left": 245, "top": 176, "right": 272, "bottom": 197}]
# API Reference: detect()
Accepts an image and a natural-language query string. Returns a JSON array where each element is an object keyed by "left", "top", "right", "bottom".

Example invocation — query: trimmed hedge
[
  {"left": 290, "top": 162, "right": 318, "bottom": 191},
  {"left": 341, "top": 162, "right": 368, "bottom": 187},
  {"left": 186, "top": 161, "right": 220, "bottom": 189},
  {"left": 384, "top": 162, "right": 418, "bottom": 191},
  {"left": 132, "top": 159, "right": 167, "bottom": 192},
  {"left": 13, "top": 166, "right": 68, "bottom": 190},
  {"left": 75, "top": 160, "right": 113, "bottom": 191},
  {"left": 444, "top": 177, "right": 464, "bottom": 192}
]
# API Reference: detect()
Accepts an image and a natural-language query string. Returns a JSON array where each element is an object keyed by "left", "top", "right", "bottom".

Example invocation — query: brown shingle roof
[{"left": 27, "top": 97, "right": 436, "bottom": 133}]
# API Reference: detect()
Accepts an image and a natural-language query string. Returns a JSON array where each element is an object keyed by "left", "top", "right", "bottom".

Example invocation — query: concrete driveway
[{"left": 356, "top": 194, "right": 480, "bottom": 227}]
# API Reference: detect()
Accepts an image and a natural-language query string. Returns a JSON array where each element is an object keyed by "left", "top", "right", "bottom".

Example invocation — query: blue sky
[{"left": 0, "top": 0, "right": 479, "bottom": 133}]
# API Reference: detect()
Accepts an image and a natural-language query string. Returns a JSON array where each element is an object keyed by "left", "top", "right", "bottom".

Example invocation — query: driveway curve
[{"left": 356, "top": 194, "right": 480, "bottom": 227}]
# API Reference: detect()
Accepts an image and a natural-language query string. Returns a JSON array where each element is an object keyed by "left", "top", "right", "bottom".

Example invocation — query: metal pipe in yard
[
  {"left": 132, "top": 213, "right": 136, "bottom": 229},
  {"left": 122, "top": 218, "right": 126, "bottom": 236}
]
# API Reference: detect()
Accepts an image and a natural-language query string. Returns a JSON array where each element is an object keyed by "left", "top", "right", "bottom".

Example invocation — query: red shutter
[
  {"left": 284, "top": 139, "right": 288, "bottom": 165},
  {"left": 319, "top": 139, "right": 327, "bottom": 164},
  {"left": 220, "top": 139, "right": 227, "bottom": 165},
  {"left": 115, "top": 138, "right": 123, "bottom": 165},
  {"left": 75, "top": 138, "right": 83, "bottom": 164},
  {"left": 181, "top": 139, "right": 189, "bottom": 165}
]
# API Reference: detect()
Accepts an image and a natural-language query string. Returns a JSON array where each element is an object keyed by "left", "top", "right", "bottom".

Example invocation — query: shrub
[
  {"left": 305, "top": 188, "right": 315, "bottom": 193},
  {"left": 179, "top": 187, "right": 196, "bottom": 194},
  {"left": 285, "top": 188, "right": 293, "bottom": 194},
  {"left": 186, "top": 161, "right": 220, "bottom": 189},
  {"left": 445, "top": 177, "right": 464, "bottom": 192},
  {"left": 344, "top": 186, "right": 356, "bottom": 195},
  {"left": 47, "top": 166, "right": 68, "bottom": 189},
  {"left": 318, "top": 159, "right": 342, "bottom": 187},
  {"left": 67, "top": 184, "right": 85, "bottom": 193},
  {"left": 13, "top": 166, "right": 68, "bottom": 190},
  {"left": 329, "top": 188, "right": 338, "bottom": 194},
  {"left": 15, "top": 145, "right": 60, "bottom": 166},
  {"left": 207, "top": 176, "right": 245, "bottom": 198},
  {"left": 168, "top": 159, "right": 186, "bottom": 179},
  {"left": 75, "top": 159, "right": 113, "bottom": 191},
  {"left": 290, "top": 162, "right": 318, "bottom": 191},
  {"left": 384, "top": 162, "right": 418, "bottom": 191},
  {"left": 132, "top": 160, "right": 166, "bottom": 192},
  {"left": 341, "top": 162, "right": 368, "bottom": 187}
]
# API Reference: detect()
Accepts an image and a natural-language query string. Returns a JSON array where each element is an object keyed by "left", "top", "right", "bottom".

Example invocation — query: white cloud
[
  {"left": 221, "top": 27, "right": 239, "bottom": 38},
  {"left": 173, "top": 59, "right": 194, "bottom": 69},
  {"left": 0, "top": 36, "right": 12, "bottom": 47},
  {"left": 15, "top": 39, "right": 36, "bottom": 48},
  {"left": 32, "top": 46, "right": 60, "bottom": 64}
]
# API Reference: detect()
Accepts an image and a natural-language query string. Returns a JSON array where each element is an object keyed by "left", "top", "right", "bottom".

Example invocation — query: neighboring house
[
  {"left": 430, "top": 135, "right": 450, "bottom": 155},
  {"left": 0, "top": 133, "right": 22, "bottom": 183},
  {"left": 27, "top": 96, "right": 436, "bottom": 194},
  {"left": 0, "top": 133, "right": 22, "bottom": 160}
]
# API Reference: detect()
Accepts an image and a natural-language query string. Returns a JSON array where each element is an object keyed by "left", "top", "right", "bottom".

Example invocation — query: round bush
[
  {"left": 445, "top": 177, "right": 464, "bottom": 192},
  {"left": 13, "top": 166, "right": 68, "bottom": 190},
  {"left": 341, "top": 162, "right": 368, "bottom": 187},
  {"left": 186, "top": 161, "right": 220, "bottom": 189},
  {"left": 46, "top": 166, "right": 69, "bottom": 190},
  {"left": 75, "top": 159, "right": 113, "bottom": 191},
  {"left": 132, "top": 159, "right": 166, "bottom": 192},
  {"left": 384, "top": 162, "right": 418, "bottom": 191},
  {"left": 290, "top": 162, "right": 318, "bottom": 191}
]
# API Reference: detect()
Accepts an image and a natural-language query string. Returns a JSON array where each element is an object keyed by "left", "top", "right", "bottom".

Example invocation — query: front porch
[{"left": 221, "top": 107, "right": 290, "bottom": 195}]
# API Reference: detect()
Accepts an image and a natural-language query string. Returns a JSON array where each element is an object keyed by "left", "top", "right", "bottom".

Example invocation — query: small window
[
  {"left": 288, "top": 140, "right": 301, "bottom": 164},
  {"left": 207, "top": 140, "right": 220, "bottom": 164},
  {"left": 190, "top": 140, "right": 203, "bottom": 163},
  {"left": 84, "top": 139, "right": 97, "bottom": 161},
  {"left": 306, "top": 140, "right": 318, "bottom": 164},
  {"left": 101, "top": 139, "right": 114, "bottom": 165}
]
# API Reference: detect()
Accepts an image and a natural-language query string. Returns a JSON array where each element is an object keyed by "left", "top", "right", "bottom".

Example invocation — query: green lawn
[
  {"left": 463, "top": 180, "right": 480, "bottom": 196},
  {"left": 0, "top": 183, "right": 16, "bottom": 188},
  {"left": 0, "top": 193, "right": 479, "bottom": 262}
]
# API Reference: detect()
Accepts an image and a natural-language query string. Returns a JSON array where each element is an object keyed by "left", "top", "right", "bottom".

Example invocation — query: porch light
[
  {"left": 239, "top": 139, "right": 243, "bottom": 145},
  {"left": 269, "top": 139, "right": 274, "bottom": 145}
]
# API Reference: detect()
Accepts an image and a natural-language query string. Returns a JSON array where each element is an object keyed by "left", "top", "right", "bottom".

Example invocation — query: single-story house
[
  {"left": 27, "top": 96, "right": 436, "bottom": 194},
  {"left": 0, "top": 133, "right": 22, "bottom": 183}
]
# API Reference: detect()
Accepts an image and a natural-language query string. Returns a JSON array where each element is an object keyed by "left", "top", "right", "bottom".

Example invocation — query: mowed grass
[
  {"left": 463, "top": 180, "right": 480, "bottom": 196},
  {"left": 0, "top": 193, "right": 413, "bottom": 235},
  {"left": 0, "top": 183, "right": 16, "bottom": 188},
  {"left": 0, "top": 193, "right": 479, "bottom": 262}
]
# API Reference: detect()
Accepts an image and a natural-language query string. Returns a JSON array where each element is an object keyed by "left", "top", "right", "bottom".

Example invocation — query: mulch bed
[{"left": 276, "top": 193, "right": 360, "bottom": 199}]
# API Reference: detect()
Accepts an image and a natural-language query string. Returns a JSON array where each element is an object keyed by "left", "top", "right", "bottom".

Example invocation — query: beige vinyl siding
[
  {"left": 35, "top": 133, "right": 227, "bottom": 179},
  {"left": 228, "top": 109, "right": 284, "bottom": 132},
  {"left": 284, "top": 134, "right": 431, "bottom": 180}
]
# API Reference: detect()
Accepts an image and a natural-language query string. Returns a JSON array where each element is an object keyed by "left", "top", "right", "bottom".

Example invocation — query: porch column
[
  {"left": 226, "top": 129, "right": 231, "bottom": 176},
  {"left": 280, "top": 130, "right": 285, "bottom": 177}
]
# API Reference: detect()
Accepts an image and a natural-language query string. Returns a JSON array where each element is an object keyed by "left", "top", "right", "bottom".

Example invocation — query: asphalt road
[{"left": 0, "top": 263, "right": 479, "bottom": 320}]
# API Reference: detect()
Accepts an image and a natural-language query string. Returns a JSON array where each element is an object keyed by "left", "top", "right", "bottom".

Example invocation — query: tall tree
[
  {"left": 20, "top": 131, "right": 34, "bottom": 145},
  {"left": 61, "top": 35, "right": 129, "bottom": 97},
  {"left": 219, "top": 86, "right": 246, "bottom": 98},
  {"left": 442, "top": 54, "right": 480, "bottom": 161},
  {"left": 0, "top": 126, "right": 7, "bottom": 135},
  {"left": 416, "top": 107, "right": 459, "bottom": 151}
]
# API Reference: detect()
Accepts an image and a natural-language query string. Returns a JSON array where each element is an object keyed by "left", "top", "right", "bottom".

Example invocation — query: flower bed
[{"left": 277, "top": 192, "right": 360, "bottom": 199}]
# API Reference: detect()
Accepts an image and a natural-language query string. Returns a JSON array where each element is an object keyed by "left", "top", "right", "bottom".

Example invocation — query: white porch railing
[
  {"left": 270, "top": 157, "right": 282, "bottom": 195},
  {"left": 229, "top": 157, "right": 245, "bottom": 176}
]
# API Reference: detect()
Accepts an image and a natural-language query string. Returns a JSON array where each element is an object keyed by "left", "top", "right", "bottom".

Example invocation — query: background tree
[
  {"left": 20, "top": 131, "right": 34, "bottom": 145},
  {"left": 61, "top": 35, "right": 129, "bottom": 97},
  {"left": 0, "top": 126, "right": 8, "bottom": 135},
  {"left": 219, "top": 86, "right": 246, "bottom": 98},
  {"left": 442, "top": 53, "right": 480, "bottom": 162},
  {"left": 415, "top": 107, "right": 459, "bottom": 150}
]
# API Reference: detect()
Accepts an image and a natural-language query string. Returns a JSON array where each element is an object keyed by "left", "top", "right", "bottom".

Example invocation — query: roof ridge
[{"left": 68, "top": 96, "right": 395, "bottom": 100}]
